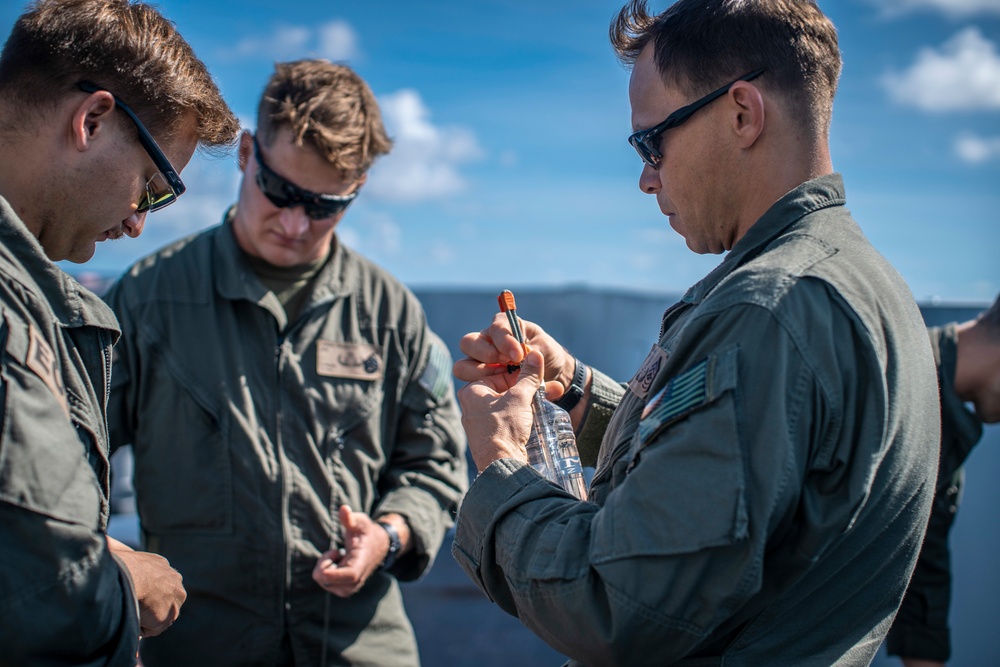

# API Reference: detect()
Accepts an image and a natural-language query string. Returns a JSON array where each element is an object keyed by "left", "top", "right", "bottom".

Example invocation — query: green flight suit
[
  {"left": 0, "top": 196, "right": 139, "bottom": 665},
  {"left": 453, "top": 174, "right": 940, "bottom": 666},
  {"left": 105, "top": 213, "right": 467, "bottom": 667},
  {"left": 886, "top": 324, "right": 984, "bottom": 662}
]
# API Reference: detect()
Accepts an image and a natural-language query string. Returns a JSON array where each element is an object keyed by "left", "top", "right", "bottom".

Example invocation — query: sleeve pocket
[{"left": 593, "top": 345, "right": 748, "bottom": 562}]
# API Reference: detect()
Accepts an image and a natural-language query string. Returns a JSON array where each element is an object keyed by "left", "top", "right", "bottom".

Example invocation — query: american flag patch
[
  {"left": 638, "top": 358, "right": 709, "bottom": 442},
  {"left": 418, "top": 342, "right": 451, "bottom": 401}
]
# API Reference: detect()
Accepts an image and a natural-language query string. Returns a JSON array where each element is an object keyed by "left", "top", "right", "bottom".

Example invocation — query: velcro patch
[
  {"left": 418, "top": 342, "right": 451, "bottom": 402},
  {"left": 26, "top": 324, "right": 70, "bottom": 417},
  {"left": 638, "top": 357, "right": 708, "bottom": 442},
  {"left": 628, "top": 343, "right": 669, "bottom": 400},
  {"left": 316, "top": 341, "right": 383, "bottom": 381}
]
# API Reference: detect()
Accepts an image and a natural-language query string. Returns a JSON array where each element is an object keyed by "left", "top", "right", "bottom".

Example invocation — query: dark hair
[
  {"left": 610, "top": 0, "right": 842, "bottom": 136},
  {"left": 0, "top": 0, "right": 239, "bottom": 146},
  {"left": 256, "top": 59, "right": 393, "bottom": 180}
]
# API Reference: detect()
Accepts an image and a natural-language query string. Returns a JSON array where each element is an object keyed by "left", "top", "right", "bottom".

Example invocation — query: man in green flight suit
[
  {"left": 888, "top": 293, "right": 1000, "bottom": 667},
  {"left": 104, "top": 59, "right": 468, "bottom": 667},
  {"left": 451, "top": 1, "right": 940, "bottom": 665},
  {"left": 0, "top": 0, "right": 239, "bottom": 663}
]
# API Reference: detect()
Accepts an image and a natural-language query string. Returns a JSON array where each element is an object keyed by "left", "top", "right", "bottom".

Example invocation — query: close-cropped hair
[
  {"left": 0, "top": 0, "right": 239, "bottom": 147},
  {"left": 610, "top": 0, "right": 842, "bottom": 137},
  {"left": 256, "top": 59, "right": 393, "bottom": 180}
]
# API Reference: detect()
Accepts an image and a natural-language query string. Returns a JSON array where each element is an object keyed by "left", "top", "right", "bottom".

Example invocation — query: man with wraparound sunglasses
[
  {"left": 103, "top": 58, "right": 467, "bottom": 667},
  {"left": 450, "top": 0, "right": 939, "bottom": 665},
  {"left": 0, "top": 0, "right": 239, "bottom": 663}
]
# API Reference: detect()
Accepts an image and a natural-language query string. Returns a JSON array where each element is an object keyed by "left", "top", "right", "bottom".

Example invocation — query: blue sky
[{"left": 2, "top": 0, "right": 998, "bottom": 302}]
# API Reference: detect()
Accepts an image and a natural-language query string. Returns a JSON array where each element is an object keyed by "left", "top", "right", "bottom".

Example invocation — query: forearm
[
  {"left": 574, "top": 365, "right": 625, "bottom": 468},
  {"left": 453, "top": 459, "right": 757, "bottom": 665},
  {"left": 0, "top": 503, "right": 139, "bottom": 665}
]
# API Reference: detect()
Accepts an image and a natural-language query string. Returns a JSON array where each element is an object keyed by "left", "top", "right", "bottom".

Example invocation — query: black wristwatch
[
  {"left": 554, "top": 356, "right": 586, "bottom": 412},
  {"left": 377, "top": 520, "right": 402, "bottom": 570}
]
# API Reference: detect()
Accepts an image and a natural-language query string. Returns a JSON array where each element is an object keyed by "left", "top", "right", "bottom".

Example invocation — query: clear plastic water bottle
[{"left": 526, "top": 386, "right": 588, "bottom": 500}]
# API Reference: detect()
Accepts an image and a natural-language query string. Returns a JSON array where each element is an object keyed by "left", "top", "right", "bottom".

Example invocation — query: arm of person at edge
[
  {"left": 311, "top": 508, "right": 413, "bottom": 597},
  {"left": 106, "top": 535, "right": 186, "bottom": 637},
  {"left": 452, "top": 312, "right": 591, "bottom": 464}
]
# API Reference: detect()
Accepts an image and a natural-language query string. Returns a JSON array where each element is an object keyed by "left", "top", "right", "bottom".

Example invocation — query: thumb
[
  {"left": 518, "top": 349, "right": 545, "bottom": 391},
  {"left": 339, "top": 505, "right": 356, "bottom": 532}
]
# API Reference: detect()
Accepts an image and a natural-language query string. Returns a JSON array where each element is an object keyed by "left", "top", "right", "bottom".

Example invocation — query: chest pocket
[{"left": 130, "top": 323, "right": 233, "bottom": 535}]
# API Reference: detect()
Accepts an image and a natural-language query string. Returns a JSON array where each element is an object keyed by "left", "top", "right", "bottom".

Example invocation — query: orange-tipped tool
[{"left": 497, "top": 290, "right": 527, "bottom": 372}]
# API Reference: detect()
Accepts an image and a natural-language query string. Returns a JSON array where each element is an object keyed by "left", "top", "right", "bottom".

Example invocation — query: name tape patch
[{"left": 317, "top": 341, "right": 383, "bottom": 381}]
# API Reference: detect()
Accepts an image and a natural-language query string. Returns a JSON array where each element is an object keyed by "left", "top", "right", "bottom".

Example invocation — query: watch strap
[
  {"left": 377, "top": 520, "right": 402, "bottom": 570},
  {"left": 554, "top": 356, "right": 586, "bottom": 412}
]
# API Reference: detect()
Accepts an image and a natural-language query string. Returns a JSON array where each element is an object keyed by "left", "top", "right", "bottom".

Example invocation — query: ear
[
  {"left": 70, "top": 90, "right": 117, "bottom": 152},
  {"left": 237, "top": 130, "right": 254, "bottom": 172},
  {"left": 728, "top": 81, "right": 765, "bottom": 149}
]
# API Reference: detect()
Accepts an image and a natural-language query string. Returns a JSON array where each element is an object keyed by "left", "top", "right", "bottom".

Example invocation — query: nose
[
  {"left": 123, "top": 211, "right": 146, "bottom": 238},
  {"left": 278, "top": 206, "right": 310, "bottom": 238},
  {"left": 638, "top": 163, "right": 660, "bottom": 195}
]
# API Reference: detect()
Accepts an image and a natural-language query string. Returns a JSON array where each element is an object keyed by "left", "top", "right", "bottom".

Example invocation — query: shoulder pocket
[
  {"left": 636, "top": 346, "right": 738, "bottom": 448},
  {"left": 593, "top": 346, "right": 747, "bottom": 562},
  {"left": 0, "top": 312, "right": 101, "bottom": 528}
]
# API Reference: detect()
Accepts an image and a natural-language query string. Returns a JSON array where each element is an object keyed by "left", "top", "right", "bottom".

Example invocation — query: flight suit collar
[
  {"left": 0, "top": 196, "right": 120, "bottom": 338},
  {"left": 682, "top": 173, "right": 847, "bottom": 306},
  {"left": 214, "top": 205, "right": 355, "bottom": 316}
]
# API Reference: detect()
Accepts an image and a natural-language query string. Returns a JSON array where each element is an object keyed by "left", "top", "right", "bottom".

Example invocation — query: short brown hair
[
  {"left": 0, "top": 0, "right": 239, "bottom": 147},
  {"left": 256, "top": 59, "right": 393, "bottom": 180},
  {"left": 610, "top": 0, "right": 842, "bottom": 137}
]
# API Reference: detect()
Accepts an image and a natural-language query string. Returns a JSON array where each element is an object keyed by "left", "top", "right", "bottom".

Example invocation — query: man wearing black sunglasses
[
  {"left": 0, "top": 0, "right": 239, "bottom": 664},
  {"left": 104, "top": 59, "right": 467, "bottom": 667},
  {"left": 451, "top": 0, "right": 940, "bottom": 664}
]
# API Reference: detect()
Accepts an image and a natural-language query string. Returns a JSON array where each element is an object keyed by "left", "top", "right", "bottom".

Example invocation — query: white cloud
[
  {"left": 366, "top": 89, "right": 485, "bottom": 202},
  {"left": 871, "top": 0, "right": 1000, "bottom": 18},
  {"left": 882, "top": 28, "right": 1000, "bottom": 112},
  {"left": 222, "top": 21, "right": 360, "bottom": 62},
  {"left": 317, "top": 21, "right": 359, "bottom": 62},
  {"left": 338, "top": 211, "right": 403, "bottom": 256},
  {"left": 428, "top": 241, "right": 456, "bottom": 265},
  {"left": 152, "top": 151, "right": 242, "bottom": 236},
  {"left": 954, "top": 132, "right": 1000, "bottom": 162},
  {"left": 224, "top": 25, "right": 311, "bottom": 60}
]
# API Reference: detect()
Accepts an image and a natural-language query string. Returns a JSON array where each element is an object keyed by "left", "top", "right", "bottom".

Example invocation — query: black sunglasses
[
  {"left": 78, "top": 81, "right": 186, "bottom": 212},
  {"left": 253, "top": 136, "right": 359, "bottom": 220},
  {"left": 628, "top": 68, "right": 765, "bottom": 169}
]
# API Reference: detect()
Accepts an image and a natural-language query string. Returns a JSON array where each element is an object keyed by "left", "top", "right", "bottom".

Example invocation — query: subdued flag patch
[
  {"left": 638, "top": 357, "right": 708, "bottom": 442},
  {"left": 419, "top": 342, "right": 451, "bottom": 402}
]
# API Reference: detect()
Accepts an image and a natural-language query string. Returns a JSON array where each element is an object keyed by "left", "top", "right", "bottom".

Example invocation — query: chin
[
  {"left": 64, "top": 245, "right": 97, "bottom": 264},
  {"left": 262, "top": 247, "right": 308, "bottom": 268}
]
